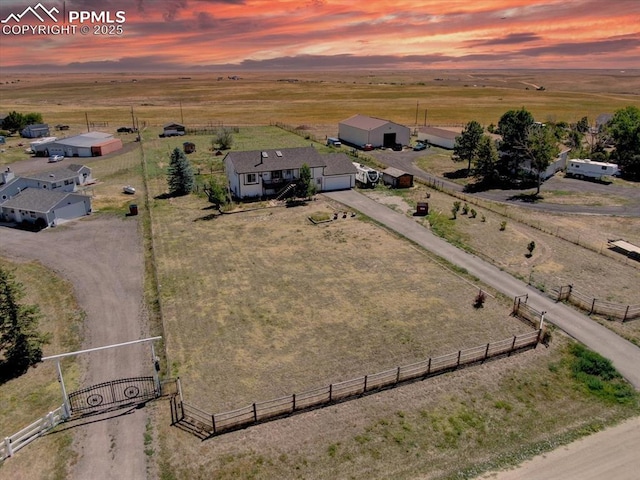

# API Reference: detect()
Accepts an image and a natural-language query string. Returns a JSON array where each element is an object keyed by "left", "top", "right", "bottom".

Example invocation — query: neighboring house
[
  {"left": 382, "top": 167, "right": 414, "bottom": 188},
  {"left": 30, "top": 132, "right": 122, "bottom": 157},
  {"left": 338, "top": 114, "right": 411, "bottom": 149},
  {"left": 0, "top": 164, "right": 93, "bottom": 228},
  {"left": 224, "top": 146, "right": 355, "bottom": 199},
  {"left": 21, "top": 123, "right": 50, "bottom": 138},
  {"left": 416, "top": 126, "right": 460, "bottom": 149},
  {"left": 522, "top": 148, "right": 570, "bottom": 180}
]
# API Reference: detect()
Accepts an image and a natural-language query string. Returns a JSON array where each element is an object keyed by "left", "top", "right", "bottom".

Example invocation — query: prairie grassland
[
  {"left": 1, "top": 70, "right": 638, "bottom": 129},
  {"left": 0, "top": 259, "right": 82, "bottom": 479}
]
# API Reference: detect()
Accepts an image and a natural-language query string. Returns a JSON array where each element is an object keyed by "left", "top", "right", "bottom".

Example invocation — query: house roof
[
  {"left": 1, "top": 188, "right": 71, "bottom": 213},
  {"left": 226, "top": 147, "right": 326, "bottom": 174},
  {"left": 383, "top": 167, "right": 412, "bottom": 178},
  {"left": 323, "top": 154, "right": 357, "bottom": 175},
  {"left": 418, "top": 126, "right": 460, "bottom": 140},
  {"left": 340, "top": 114, "right": 399, "bottom": 130},
  {"left": 22, "top": 164, "right": 89, "bottom": 183},
  {"left": 45, "top": 132, "right": 113, "bottom": 149},
  {"left": 163, "top": 122, "right": 184, "bottom": 128}
]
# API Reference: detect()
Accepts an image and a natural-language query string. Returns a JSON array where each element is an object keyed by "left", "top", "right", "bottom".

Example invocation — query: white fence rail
[{"left": 1, "top": 405, "right": 66, "bottom": 461}]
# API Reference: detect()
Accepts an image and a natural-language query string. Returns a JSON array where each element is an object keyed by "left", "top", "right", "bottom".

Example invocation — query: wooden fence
[
  {"left": 170, "top": 331, "right": 541, "bottom": 437},
  {"left": 512, "top": 294, "right": 545, "bottom": 329},
  {"left": 1, "top": 406, "right": 66, "bottom": 461},
  {"left": 555, "top": 285, "right": 640, "bottom": 322}
]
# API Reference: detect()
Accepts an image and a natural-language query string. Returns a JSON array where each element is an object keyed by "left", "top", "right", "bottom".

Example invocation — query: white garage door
[
  {"left": 54, "top": 201, "right": 88, "bottom": 221},
  {"left": 323, "top": 176, "right": 352, "bottom": 191}
]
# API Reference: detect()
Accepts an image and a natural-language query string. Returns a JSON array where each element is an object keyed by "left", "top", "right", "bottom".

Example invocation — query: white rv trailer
[
  {"left": 566, "top": 159, "right": 619, "bottom": 180},
  {"left": 352, "top": 162, "right": 381, "bottom": 188}
]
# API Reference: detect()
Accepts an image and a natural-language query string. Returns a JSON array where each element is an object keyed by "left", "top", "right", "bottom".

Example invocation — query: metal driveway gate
[{"left": 68, "top": 376, "right": 159, "bottom": 415}]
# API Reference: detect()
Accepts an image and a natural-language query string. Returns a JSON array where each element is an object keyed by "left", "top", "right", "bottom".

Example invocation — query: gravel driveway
[
  {"left": 369, "top": 148, "right": 640, "bottom": 216},
  {"left": 2, "top": 215, "right": 149, "bottom": 479}
]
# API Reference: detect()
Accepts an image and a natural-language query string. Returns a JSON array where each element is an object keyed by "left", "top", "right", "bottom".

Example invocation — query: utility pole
[
  {"left": 424, "top": 108, "right": 428, "bottom": 126},
  {"left": 85, "top": 112, "right": 90, "bottom": 132},
  {"left": 415, "top": 101, "right": 419, "bottom": 126},
  {"left": 180, "top": 101, "right": 184, "bottom": 125},
  {"left": 130, "top": 106, "right": 135, "bottom": 129}
]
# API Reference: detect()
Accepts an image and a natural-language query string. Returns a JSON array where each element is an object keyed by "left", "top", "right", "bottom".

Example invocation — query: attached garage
[
  {"left": 321, "top": 154, "right": 356, "bottom": 191},
  {"left": 339, "top": 114, "right": 411, "bottom": 149}
]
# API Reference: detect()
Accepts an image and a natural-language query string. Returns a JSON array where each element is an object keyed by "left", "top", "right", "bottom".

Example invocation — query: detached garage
[
  {"left": 339, "top": 114, "right": 411, "bottom": 149},
  {"left": 31, "top": 132, "right": 121, "bottom": 157}
]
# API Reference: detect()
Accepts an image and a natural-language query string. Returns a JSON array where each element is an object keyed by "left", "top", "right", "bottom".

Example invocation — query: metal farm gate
[{"left": 68, "top": 376, "right": 159, "bottom": 415}]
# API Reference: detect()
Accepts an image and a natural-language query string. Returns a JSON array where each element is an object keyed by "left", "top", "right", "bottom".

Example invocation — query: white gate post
[{"left": 56, "top": 360, "right": 71, "bottom": 419}]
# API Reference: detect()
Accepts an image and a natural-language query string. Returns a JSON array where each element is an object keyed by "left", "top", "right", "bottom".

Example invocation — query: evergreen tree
[
  {"left": 167, "top": 147, "right": 195, "bottom": 196},
  {"left": 474, "top": 136, "right": 500, "bottom": 185},
  {"left": 453, "top": 120, "right": 484, "bottom": 175},
  {"left": 296, "top": 163, "right": 315, "bottom": 198},
  {"left": 0, "top": 266, "right": 48, "bottom": 381},
  {"left": 497, "top": 108, "right": 535, "bottom": 177}
]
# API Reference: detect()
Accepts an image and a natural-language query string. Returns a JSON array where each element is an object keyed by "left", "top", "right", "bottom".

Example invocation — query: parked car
[
  {"left": 392, "top": 143, "right": 403, "bottom": 151},
  {"left": 413, "top": 142, "right": 427, "bottom": 151},
  {"left": 362, "top": 143, "right": 374, "bottom": 151},
  {"left": 117, "top": 127, "right": 135, "bottom": 133},
  {"left": 48, "top": 155, "right": 64, "bottom": 162}
]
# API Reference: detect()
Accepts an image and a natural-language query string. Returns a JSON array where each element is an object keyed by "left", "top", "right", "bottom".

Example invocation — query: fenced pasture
[{"left": 171, "top": 331, "right": 540, "bottom": 437}]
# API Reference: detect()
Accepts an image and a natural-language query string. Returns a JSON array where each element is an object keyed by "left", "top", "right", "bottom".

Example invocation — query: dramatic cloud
[{"left": 1, "top": 0, "right": 639, "bottom": 71}]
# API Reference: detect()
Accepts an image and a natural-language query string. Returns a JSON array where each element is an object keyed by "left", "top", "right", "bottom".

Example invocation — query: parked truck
[
  {"left": 353, "top": 162, "right": 381, "bottom": 188},
  {"left": 566, "top": 159, "right": 619, "bottom": 181}
]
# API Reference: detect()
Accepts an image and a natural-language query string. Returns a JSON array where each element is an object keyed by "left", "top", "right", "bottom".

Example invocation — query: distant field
[{"left": 1, "top": 70, "right": 638, "bottom": 129}]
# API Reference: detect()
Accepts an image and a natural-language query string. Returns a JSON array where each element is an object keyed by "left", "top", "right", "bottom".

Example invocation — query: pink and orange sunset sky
[{"left": 0, "top": 0, "right": 639, "bottom": 72}]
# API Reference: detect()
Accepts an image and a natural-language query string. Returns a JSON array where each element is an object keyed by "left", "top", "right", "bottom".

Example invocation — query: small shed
[
  {"left": 162, "top": 122, "right": 185, "bottom": 136},
  {"left": 417, "top": 126, "right": 460, "bottom": 149},
  {"left": 183, "top": 142, "right": 196, "bottom": 154},
  {"left": 382, "top": 167, "right": 414, "bottom": 188},
  {"left": 21, "top": 123, "right": 50, "bottom": 138}
]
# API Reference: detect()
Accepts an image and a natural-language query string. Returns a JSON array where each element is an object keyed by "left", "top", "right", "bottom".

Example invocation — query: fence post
[
  {"left": 47, "top": 411, "right": 55, "bottom": 429},
  {"left": 427, "top": 358, "right": 432, "bottom": 376},
  {"left": 623, "top": 306, "right": 629, "bottom": 322},
  {"left": 483, "top": 343, "right": 490, "bottom": 362},
  {"left": 253, "top": 403, "right": 258, "bottom": 422},
  {"left": 4, "top": 437, "right": 12, "bottom": 458},
  {"left": 590, "top": 298, "right": 596, "bottom": 314},
  {"left": 396, "top": 366, "right": 401, "bottom": 384},
  {"left": 329, "top": 384, "right": 333, "bottom": 402},
  {"left": 456, "top": 350, "right": 461, "bottom": 368},
  {"left": 508, "top": 336, "right": 517, "bottom": 356},
  {"left": 292, "top": 394, "right": 296, "bottom": 412},
  {"left": 363, "top": 375, "right": 368, "bottom": 394},
  {"left": 211, "top": 414, "right": 217, "bottom": 434}
]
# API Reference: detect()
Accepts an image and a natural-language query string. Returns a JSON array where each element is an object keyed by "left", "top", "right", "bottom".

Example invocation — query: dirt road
[
  {"left": 479, "top": 416, "right": 640, "bottom": 480},
  {"left": 1, "top": 215, "right": 150, "bottom": 479}
]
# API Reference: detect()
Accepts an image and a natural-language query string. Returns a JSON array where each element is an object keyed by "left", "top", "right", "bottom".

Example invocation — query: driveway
[
  {"left": 369, "top": 148, "right": 640, "bottom": 216},
  {"left": 1, "top": 216, "right": 149, "bottom": 479},
  {"left": 323, "top": 189, "right": 640, "bottom": 388}
]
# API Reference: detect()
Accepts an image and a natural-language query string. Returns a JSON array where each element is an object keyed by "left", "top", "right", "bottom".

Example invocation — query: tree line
[{"left": 453, "top": 105, "right": 640, "bottom": 191}]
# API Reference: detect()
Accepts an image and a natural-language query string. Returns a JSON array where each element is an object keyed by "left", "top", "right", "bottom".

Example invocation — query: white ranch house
[{"left": 224, "top": 147, "right": 355, "bottom": 199}]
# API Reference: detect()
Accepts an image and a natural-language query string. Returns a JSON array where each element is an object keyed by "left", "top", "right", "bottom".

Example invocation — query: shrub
[
  {"left": 473, "top": 290, "right": 486, "bottom": 308},
  {"left": 470, "top": 208, "right": 477, "bottom": 218},
  {"left": 500, "top": 221, "right": 507, "bottom": 231},
  {"left": 462, "top": 203, "right": 469, "bottom": 215}
]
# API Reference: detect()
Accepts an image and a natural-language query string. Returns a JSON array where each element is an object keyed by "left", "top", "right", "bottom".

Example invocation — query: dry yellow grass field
[{"left": 1, "top": 70, "right": 639, "bottom": 479}]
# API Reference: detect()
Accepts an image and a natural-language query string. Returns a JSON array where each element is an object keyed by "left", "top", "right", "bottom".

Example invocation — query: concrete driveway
[{"left": 323, "top": 189, "right": 640, "bottom": 389}]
